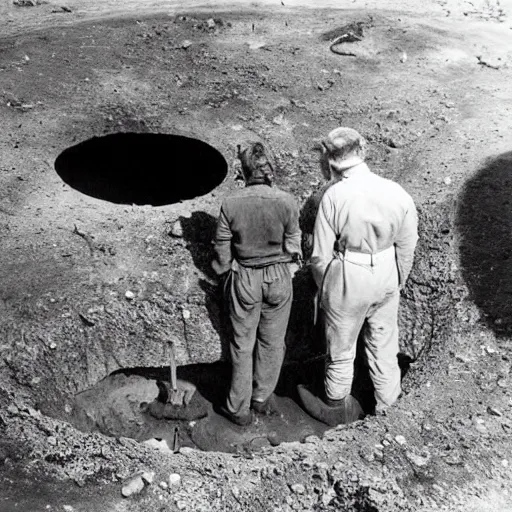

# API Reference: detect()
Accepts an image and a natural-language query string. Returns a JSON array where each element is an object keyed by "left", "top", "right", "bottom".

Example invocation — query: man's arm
[
  {"left": 212, "top": 205, "right": 233, "bottom": 276},
  {"left": 394, "top": 197, "right": 419, "bottom": 287},
  {"left": 310, "top": 194, "right": 336, "bottom": 288},
  {"left": 284, "top": 197, "right": 303, "bottom": 260}
]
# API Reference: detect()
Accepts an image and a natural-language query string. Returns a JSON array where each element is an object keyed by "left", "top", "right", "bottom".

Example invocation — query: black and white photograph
[{"left": 0, "top": 0, "right": 511, "bottom": 510}]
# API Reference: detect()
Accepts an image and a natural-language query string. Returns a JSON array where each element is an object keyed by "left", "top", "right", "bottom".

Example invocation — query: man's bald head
[{"left": 321, "top": 127, "right": 367, "bottom": 174}]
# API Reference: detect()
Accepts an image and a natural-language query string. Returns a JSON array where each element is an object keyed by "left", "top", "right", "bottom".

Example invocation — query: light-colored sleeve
[
  {"left": 212, "top": 205, "right": 233, "bottom": 276},
  {"left": 394, "top": 196, "right": 419, "bottom": 287},
  {"left": 284, "top": 197, "right": 303, "bottom": 259},
  {"left": 310, "top": 194, "right": 336, "bottom": 288}
]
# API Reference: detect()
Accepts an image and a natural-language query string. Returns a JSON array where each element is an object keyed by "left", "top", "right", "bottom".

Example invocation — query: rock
[
  {"left": 290, "top": 483, "right": 305, "bottom": 494},
  {"left": 179, "top": 446, "right": 195, "bottom": 455},
  {"left": 487, "top": 406, "right": 502, "bottom": 416},
  {"left": 445, "top": 452, "right": 463, "bottom": 465},
  {"left": 63, "top": 506, "right": 74, "bottom": 512},
  {"left": 170, "top": 220, "right": 183, "bottom": 238},
  {"left": 47, "top": 436, "right": 57, "bottom": 446},
  {"left": 206, "top": 18, "right": 216, "bottom": 29},
  {"left": 176, "top": 501, "right": 187, "bottom": 510},
  {"left": 443, "top": 177, "right": 452, "bottom": 185},
  {"left": 498, "top": 378, "right": 509, "bottom": 388},
  {"left": 125, "top": 290, "right": 135, "bottom": 300},
  {"left": 406, "top": 451, "right": 430, "bottom": 467},
  {"left": 169, "top": 473, "right": 181, "bottom": 487},
  {"left": 181, "top": 40, "right": 192, "bottom": 49},
  {"left": 181, "top": 308, "right": 191, "bottom": 320},
  {"left": 272, "top": 113, "right": 284, "bottom": 125},
  {"left": 400, "top": 51, "right": 407, "bottom": 63},
  {"left": 395, "top": 435, "right": 407, "bottom": 446},
  {"left": 374, "top": 449, "right": 384, "bottom": 460},
  {"left": 143, "top": 438, "right": 173, "bottom": 454},
  {"left": 232, "top": 486, "right": 241, "bottom": 500},
  {"left": 247, "top": 41, "right": 266, "bottom": 50},
  {"left": 141, "top": 471, "right": 155, "bottom": 485},
  {"left": 159, "top": 481, "right": 168, "bottom": 490},
  {"left": 121, "top": 476, "right": 145, "bottom": 498},
  {"left": 7, "top": 404, "right": 18, "bottom": 415}
]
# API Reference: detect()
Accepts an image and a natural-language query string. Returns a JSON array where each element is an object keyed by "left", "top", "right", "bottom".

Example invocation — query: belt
[{"left": 337, "top": 245, "right": 395, "bottom": 266}]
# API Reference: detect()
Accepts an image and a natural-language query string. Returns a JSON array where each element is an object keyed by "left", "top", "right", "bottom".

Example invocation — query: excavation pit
[
  {"left": 69, "top": 361, "right": 332, "bottom": 454},
  {"left": 54, "top": 133, "right": 228, "bottom": 206}
]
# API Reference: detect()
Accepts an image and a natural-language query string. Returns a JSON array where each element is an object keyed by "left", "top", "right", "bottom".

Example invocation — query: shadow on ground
[{"left": 457, "top": 151, "right": 512, "bottom": 335}]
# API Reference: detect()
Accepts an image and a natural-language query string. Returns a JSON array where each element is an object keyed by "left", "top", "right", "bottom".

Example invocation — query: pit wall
[{"left": 0, "top": 191, "right": 457, "bottom": 419}]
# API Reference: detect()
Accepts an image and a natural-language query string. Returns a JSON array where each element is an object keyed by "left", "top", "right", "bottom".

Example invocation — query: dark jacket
[{"left": 212, "top": 184, "right": 302, "bottom": 275}]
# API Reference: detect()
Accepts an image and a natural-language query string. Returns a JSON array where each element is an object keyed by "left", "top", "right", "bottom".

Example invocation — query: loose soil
[{"left": 0, "top": 1, "right": 511, "bottom": 511}]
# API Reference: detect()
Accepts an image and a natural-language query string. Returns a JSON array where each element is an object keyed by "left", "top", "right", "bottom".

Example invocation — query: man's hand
[{"left": 289, "top": 262, "right": 301, "bottom": 278}]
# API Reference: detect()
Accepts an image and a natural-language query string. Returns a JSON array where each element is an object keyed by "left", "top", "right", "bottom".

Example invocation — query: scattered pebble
[
  {"left": 182, "top": 308, "right": 191, "bottom": 320},
  {"left": 169, "top": 473, "right": 181, "bottom": 487},
  {"left": 443, "top": 176, "right": 452, "bottom": 185},
  {"left": 125, "top": 290, "right": 135, "bottom": 300},
  {"left": 487, "top": 406, "right": 502, "bottom": 417},
  {"left": 143, "top": 438, "right": 173, "bottom": 454},
  {"left": 121, "top": 476, "right": 145, "bottom": 498},
  {"left": 141, "top": 471, "right": 155, "bottom": 485},
  {"left": 395, "top": 435, "right": 407, "bottom": 446},
  {"left": 181, "top": 40, "right": 192, "bottom": 49},
  {"left": 400, "top": 51, "right": 407, "bottom": 63},
  {"left": 7, "top": 404, "right": 18, "bottom": 415},
  {"left": 170, "top": 220, "right": 183, "bottom": 238},
  {"left": 290, "top": 483, "right": 305, "bottom": 494},
  {"left": 247, "top": 41, "right": 266, "bottom": 50},
  {"left": 406, "top": 451, "right": 430, "bottom": 467},
  {"left": 232, "top": 486, "right": 241, "bottom": 499}
]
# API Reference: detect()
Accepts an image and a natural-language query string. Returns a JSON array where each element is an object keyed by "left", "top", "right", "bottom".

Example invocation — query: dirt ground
[{"left": 0, "top": 0, "right": 512, "bottom": 511}]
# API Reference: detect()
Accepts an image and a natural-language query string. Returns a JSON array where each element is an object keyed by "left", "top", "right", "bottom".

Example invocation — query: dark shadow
[
  {"left": 457, "top": 152, "right": 512, "bottom": 335},
  {"left": 180, "top": 211, "right": 232, "bottom": 360},
  {"left": 54, "top": 133, "right": 228, "bottom": 206},
  {"left": 112, "top": 361, "right": 230, "bottom": 406}
]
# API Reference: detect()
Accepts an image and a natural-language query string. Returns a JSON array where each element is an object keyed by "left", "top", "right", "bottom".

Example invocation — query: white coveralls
[{"left": 310, "top": 162, "right": 418, "bottom": 409}]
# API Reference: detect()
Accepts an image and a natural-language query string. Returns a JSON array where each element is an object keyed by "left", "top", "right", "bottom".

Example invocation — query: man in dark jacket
[{"left": 212, "top": 142, "right": 302, "bottom": 426}]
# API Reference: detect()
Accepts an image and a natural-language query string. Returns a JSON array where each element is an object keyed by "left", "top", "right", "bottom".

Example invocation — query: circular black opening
[{"left": 54, "top": 133, "right": 228, "bottom": 206}]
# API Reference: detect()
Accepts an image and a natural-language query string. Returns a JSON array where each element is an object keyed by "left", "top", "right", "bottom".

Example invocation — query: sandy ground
[{"left": 0, "top": 0, "right": 512, "bottom": 511}]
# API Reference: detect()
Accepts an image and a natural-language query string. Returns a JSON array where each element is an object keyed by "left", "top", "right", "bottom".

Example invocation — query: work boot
[
  {"left": 218, "top": 405, "right": 253, "bottom": 427},
  {"left": 251, "top": 394, "right": 279, "bottom": 416},
  {"left": 297, "top": 385, "right": 364, "bottom": 427}
]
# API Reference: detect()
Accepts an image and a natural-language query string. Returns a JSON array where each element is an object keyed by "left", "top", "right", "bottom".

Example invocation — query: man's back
[
  {"left": 213, "top": 184, "right": 301, "bottom": 273},
  {"left": 321, "top": 165, "right": 415, "bottom": 254},
  {"left": 311, "top": 163, "right": 418, "bottom": 287}
]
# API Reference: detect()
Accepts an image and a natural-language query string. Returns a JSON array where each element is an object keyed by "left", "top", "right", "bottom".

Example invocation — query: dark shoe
[
  {"left": 251, "top": 394, "right": 279, "bottom": 416},
  {"left": 218, "top": 405, "right": 253, "bottom": 427},
  {"left": 297, "top": 385, "right": 364, "bottom": 427}
]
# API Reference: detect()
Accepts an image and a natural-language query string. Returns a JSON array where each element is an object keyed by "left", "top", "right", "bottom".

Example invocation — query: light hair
[{"left": 322, "top": 127, "right": 367, "bottom": 169}]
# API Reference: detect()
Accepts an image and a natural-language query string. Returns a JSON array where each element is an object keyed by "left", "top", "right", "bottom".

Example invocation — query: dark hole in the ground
[
  {"left": 54, "top": 133, "right": 228, "bottom": 206},
  {"left": 458, "top": 151, "right": 512, "bottom": 335}
]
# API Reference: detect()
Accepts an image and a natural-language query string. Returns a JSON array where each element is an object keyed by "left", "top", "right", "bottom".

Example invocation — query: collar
[{"left": 332, "top": 160, "right": 369, "bottom": 179}]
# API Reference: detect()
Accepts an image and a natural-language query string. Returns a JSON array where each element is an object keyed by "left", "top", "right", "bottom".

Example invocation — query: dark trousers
[{"left": 226, "top": 262, "right": 293, "bottom": 417}]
